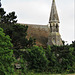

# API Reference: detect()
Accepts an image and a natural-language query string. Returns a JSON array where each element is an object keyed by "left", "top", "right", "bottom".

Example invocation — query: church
[
  {"left": 0, "top": 0, "right": 63, "bottom": 47},
  {"left": 24, "top": 0, "right": 63, "bottom": 47}
]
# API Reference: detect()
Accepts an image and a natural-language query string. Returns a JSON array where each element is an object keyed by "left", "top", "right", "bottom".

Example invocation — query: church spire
[
  {"left": 49, "top": 0, "right": 59, "bottom": 23},
  {"left": 47, "top": 0, "right": 63, "bottom": 46}
]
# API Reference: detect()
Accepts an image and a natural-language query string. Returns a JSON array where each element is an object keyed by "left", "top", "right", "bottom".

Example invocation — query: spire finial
[
  {"left": 0, "top": 0, "right": 2, "bottom": 7},
  {"left": 49, "top": 0, "right": 59, "bottom": 23}
]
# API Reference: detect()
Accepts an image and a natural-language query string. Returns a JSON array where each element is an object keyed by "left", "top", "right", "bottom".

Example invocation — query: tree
[
  {"left": 61, "top": 47, "right": 75, "bottom": 73},
  {"left": 4, "top": 24, "right": 36, "bottom": 50},
  {"left": 0, "top": 27, "right": 14, "bottom": 75},
  {"left": 70, "top": 41, "right": 75, "bottom": 55},
  {"left": 26, "top": 46, "right": 48, "bottom": 72},
  {"left": 0, "top": 7, "right": 36, "bottom": 50},
  {"left": 5, "top": 24, "right": 29, "bottom": 49},
  {"left": 0, "top": 8, "right": 17, "bottom": 24},
  {"left": 45, "top": 46, "right": 59, "bottom": 72}
]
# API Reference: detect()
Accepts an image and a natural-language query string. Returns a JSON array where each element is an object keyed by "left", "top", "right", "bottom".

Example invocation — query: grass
[
  {"left": 14, "top": 70, "right": 75, "bottom": 75},
  {"left": 14, "top": 71, "right": 75, "bottom": 75}
]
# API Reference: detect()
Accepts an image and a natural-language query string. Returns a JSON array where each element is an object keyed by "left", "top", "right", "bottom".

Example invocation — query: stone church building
[
  {"left": 24, "top": 0, "right": 63, "bottom": 47},
  {"left": 0, "top": 0, "right": 63, "bottom": 47}
]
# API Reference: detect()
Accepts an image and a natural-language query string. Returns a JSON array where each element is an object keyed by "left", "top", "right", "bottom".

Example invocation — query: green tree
[
  {"left": 26, "top": 46, "right": 48, "bottom": 72},
  {"left": 45, "top": 46, "right": 59, "bottom": 73},
  {"left": 0, "top": 27, "right": 14, "bottom": 75},
  {"left": 50, "top": 45, "right": 75, "bottom": 73},
  {"left": 70, "top": 41, "right": 75, "bottom": 55},
  {"left": 61, "top": 47, "right": 75, "bottom": 73},
  {"left": 0, "top": 8, "right": 17, "bottom": 24},
  {"left": 5, "top": 24, "right": 29, "bottom": 49},
  {"left": 0, "top": 8, "right": 6, "bottom": 22},
  {"left": 0, "top": 7, "right": 35, "bottom": 50},
  {"left": 4, "top": 24, "right": 36, "bottom": 50}
]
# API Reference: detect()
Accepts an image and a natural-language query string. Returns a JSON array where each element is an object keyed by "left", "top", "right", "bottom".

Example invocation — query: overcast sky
[{"left": 2, "top": 0, "right": 75, "bottom": 44}]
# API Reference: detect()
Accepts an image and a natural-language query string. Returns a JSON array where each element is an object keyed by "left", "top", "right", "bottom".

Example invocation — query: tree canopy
[
  {"left": 0, "top": 7, "right": 36, "bottom": 50},
  {"left": 0, "top": 27, "right": 14, "bottom": 75},
  {"left": 0, "top": 8, "right": 17, "bottom": 24}
]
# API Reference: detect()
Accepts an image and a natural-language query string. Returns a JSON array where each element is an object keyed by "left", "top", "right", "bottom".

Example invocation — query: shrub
[
  {"left": 26, "top": 46, "right": 49, "bottom": 72},
  {"left": 0, "top": 27, "right": 14, "bottom": 75}
]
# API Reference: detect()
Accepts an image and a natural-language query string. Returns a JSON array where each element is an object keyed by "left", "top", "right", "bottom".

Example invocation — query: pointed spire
[
  {"left": 49, "top": 0, "right": 59, "bottom": 23},
  {"left": 0, "top": 0, "right": 2, "bottom": 7}
]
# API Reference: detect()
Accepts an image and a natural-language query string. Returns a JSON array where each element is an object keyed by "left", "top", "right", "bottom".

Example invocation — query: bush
[
  {"left": 0, "top": 27, "right": 14, "bottom": 75},
  {"left": 26, "top": 46, "right": 49, "bottom": 72}
]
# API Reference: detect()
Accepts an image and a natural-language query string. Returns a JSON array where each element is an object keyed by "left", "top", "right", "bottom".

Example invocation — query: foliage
[
  {"left": 70, "top": 41, "right": 75, "bottom": 47},
  {"left": 0, "top": 6, "right": 75, "bottom": 74},
  {"left": 5, "top": 24, "right": 29, "bottom": 49},
  {"left": 14, "top": 42, "right": 75, "bottom": 74},
  {"left": 45, "top": 46, "right": 59, "bottom": 73},
  {"left": 48, "top": 44, "right": 75, "bottom": 73},
  {"left": 0, "top": 27, "right": 14, "bottom": 75},
  {"left": 26, "top": 46, "right": 49, "bottom": 72},
  {"left": 70, "top": 41, "right": 75, "bottom": 55},
  {"left": 0, "top": 23, "right": 36, "bottom": 50},
  {"left": 0, "top": 8, "right": 17, "bottom": 24},
  {"left": 0, "top": 7, "right": 36, "bottom": 50},
  {"left": 14, "top": 55, "right": 27, "bottom": 75}
]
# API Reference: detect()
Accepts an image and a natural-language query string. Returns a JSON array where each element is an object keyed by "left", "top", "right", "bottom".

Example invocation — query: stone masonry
[{"left": 23, "top": 0, "right": 63, "bottom": 46}]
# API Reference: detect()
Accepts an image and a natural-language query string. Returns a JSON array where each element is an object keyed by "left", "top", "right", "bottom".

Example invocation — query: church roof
[
  {"left": 49, "top": 0, "right": 59, "bottom": 23},
  {"left": 22, "top": 24, "right": 50, "bottom": 47}
]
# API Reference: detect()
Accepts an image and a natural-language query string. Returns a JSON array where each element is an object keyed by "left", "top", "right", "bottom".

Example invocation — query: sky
[{"left": 1, "top": 0, "right": 75, "bottom": 44}]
